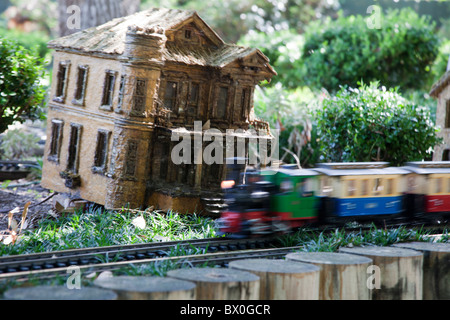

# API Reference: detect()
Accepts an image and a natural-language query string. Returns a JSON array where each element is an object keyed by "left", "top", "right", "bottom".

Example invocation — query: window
[
  {"left": 373, "top": 178, "right": 383, "bottom": 195},
  {"left": 54, "top": 61, "right": 70, "bottom": 102},
  {"left": 48, "top": 119, "right": 64, "bottom": 162},
  {"left": 159, "top": 142, "right": 170, "bottom": 180},
  {"left": 446, "top": 101, "right": 450, "bottom": 128},
  {"left": 240, "top": 88, "right": 250, "bottom": 119},
  {"left": 66, "top": 124, "right": 82, "bottom": 173},
  {"left": 436, "top": 178, "right": 442, "bottom": 194},
  {"left": 187, "top": 83, "right": 199, "bottom": 116},
  {"left": 386, "top": 179, "right": 394, "bottom": 195},
  {"left": 216, "top": 86, "right": 228, "bottom": 118},
  {"left": 92, "top": 130, "right": 110, "bottom": 174},
  {"left": 347, "top": 180, "right": 356, "bottom": 197},
  {"left": 116, "top": 75, "right": 126, "bottom": 113},
  {"left": 132, "top": 78, "right": 147, "bottom": 115},
  {"left": 100, "top": 70, "right": 117, "bottom": 110},
  {"left": 360, "top": 179, "right": 368, "bottom": 196},
  {"left": 185, "top": 29, "right": 192, "bottom": 39},
  {"left": 73, "top": 65, "right": 88, "bottom": 105},
  {"left": 443, "top": 149, "right": 450, "bottom": 161},
  {"left": 164, "top": 81, "right": 178, "bottom": 111},
  {"left": 124, "top": 140, "right": 138, "bottom": 178}
]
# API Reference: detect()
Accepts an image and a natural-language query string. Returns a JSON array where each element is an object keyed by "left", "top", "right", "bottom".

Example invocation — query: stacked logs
[{"left": 4, "top": 242, "right": 450, "bottom": 300}]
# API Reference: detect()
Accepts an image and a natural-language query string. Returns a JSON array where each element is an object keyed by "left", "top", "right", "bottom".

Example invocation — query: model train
[{"left": 217, "top": 160, "right": 450, "bottom": 237}]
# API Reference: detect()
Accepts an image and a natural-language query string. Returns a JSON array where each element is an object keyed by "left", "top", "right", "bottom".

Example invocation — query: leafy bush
[
  {"left": 0, "top": 38, "right": 46, "bottom": 134},
  {"left": 239, "top": 29, "right": 305, "bottom": 88},
  {"left": 316, "top": 82, "right": 442, "bottom": 166},
  {"left": 0, "top": 28, "right": 51, "bottom": 60},
  {"left": 253, "top": 84, "right": 321, "bottom": 167},
  {"left": 301, "top": 8, "right": 440, "bottom": 93},
  {"left": 0, "top": 129, "right": 40, "bottom": 159}
]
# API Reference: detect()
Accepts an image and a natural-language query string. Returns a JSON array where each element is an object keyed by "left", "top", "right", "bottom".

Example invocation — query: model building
[{"left": 41, "top": 8, "right": 276, "bottom": 213}]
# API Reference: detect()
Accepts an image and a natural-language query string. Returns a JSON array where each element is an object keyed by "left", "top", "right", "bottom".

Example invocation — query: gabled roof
[
  {"left": 430, "top": 70, "right": 450, "bottom": 98},
  {"left": 48, "top": 8, "right": 276, "bottom": 75}
]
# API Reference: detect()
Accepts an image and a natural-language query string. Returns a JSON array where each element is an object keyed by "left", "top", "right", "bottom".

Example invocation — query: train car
[
  {"left": 402, "top": 161, "right": 450, "bottom": 221},
  {"left": 312, "top": 162, "right": 409, "bottom": 223},
  {"left": 261, "top": 167, "right": 321, "bottom": 229},
  {"left": 218, "top": 164, "right": 321, "bottom": 236}
]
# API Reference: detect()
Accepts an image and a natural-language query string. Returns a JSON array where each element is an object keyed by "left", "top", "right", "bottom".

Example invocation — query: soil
[{"left": 0, "top": 179, "right": 54, "bottom": 232}]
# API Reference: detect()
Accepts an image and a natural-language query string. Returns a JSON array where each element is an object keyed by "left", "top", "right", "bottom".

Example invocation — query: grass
[
  {"left": 276, "top": 224, "right": 449, "bottom": 252},
  {"left": 0, "top": 206, "right": 219, "bottom": 256},
  {"left": 0, "top": 208, "right": 448, "bottom": 295}
]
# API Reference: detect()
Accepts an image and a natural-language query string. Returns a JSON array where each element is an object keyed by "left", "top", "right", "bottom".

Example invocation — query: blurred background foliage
[{"left": 0, "top": 0, "right": 449, "bottom": 165}]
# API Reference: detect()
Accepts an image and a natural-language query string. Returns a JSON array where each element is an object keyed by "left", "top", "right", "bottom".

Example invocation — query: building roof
[
  {"left": 48, "top": 7, "right": 276, "bottom": 74},
  {"left": 430, "top": 70, "right": 450, "bottom": 98}
]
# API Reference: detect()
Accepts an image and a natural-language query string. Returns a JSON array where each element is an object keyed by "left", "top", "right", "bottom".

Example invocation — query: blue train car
[{"left": 313, "top": 162, "right": 410, "bottom": 222}]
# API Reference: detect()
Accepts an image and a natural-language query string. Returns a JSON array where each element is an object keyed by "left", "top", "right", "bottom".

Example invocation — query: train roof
[
  {"left": 312, "top": 162, "right": 409, "bottom": 176},
  {"left": 401, "top": 161, "right": 450, "bottom": 174},
  {"left": 262, "top": 168, "right": 320, "bottom": 177}
]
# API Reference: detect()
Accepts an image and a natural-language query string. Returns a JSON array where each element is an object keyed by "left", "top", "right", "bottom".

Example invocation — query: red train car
[{"left": 402, "top": 161, "right": 450, "bottom": 220}]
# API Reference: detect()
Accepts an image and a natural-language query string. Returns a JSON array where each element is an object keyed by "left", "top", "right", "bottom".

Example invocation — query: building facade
[
  {"left": 431, "top": 70, "right": 450, "bottom": 161},
  {"left": 41, "top": 8, "right": 276, "bottom": 212}
]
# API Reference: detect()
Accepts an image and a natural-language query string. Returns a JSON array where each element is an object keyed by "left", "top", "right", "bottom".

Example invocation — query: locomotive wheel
[
  {"left": 271, "top": 219, "right": 291, "bottom": 234},
  {"left": 248, "top": 219, "right": 272, "bottom": 236}
]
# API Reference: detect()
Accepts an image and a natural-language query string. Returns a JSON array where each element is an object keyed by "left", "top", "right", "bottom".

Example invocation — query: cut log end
[
  {"left": 93, "top": 275, "right": 197, "bottom": 300},
  {"left": 229, "top": 258, "right": 320, "bottom": 300},
  {"left": 339, "top": 246, "right": 423, "bottom": 300},
  {"left": 3, "top": 285, "right": 117, "bottom": 300},
  {"left": 167, "top": 267, "right": 260, "bottom": 300}
]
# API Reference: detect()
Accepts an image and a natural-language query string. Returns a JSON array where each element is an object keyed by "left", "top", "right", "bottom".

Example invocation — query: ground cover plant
[
  {"left": 316, "top": 82, "right": 442, "bottom": 165},
  {"left": 0, "top": 206, "right": 217, "bottom": 256}
]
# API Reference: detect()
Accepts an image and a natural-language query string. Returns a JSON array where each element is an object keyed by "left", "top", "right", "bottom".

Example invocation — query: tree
[
  {"left": 301, "top": 8, "right": 440, "bottom": 93},
  {"left": 0, "top": 38, "right": 46, "bottom": 134},
  {"left": 316, "top": 82, "right": 442, "bottom": 166},
  {"left": 58, "top": 0, "right": 141, "bottom": 36}
]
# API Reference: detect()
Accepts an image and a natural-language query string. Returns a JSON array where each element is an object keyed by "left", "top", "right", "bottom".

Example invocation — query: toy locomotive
[{"left": 217, "top": 160, "right": 450, "bottom": 237}]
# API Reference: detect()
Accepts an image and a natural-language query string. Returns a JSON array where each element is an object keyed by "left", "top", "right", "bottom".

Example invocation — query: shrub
[
  {"left": 238, "top": 29, "right": 306, "bottom": 88},
  {"left": 301, "top": 8, "right": 440, "bottom": 93},
  {"left": 0, "top": 38, "right": 46, "bottom": 134},
  {"left": 316, "top": 82, "right": 442, "bottom": 166},
  {"left": 253, "top": 84, "right": 321, "bottom": 167}
]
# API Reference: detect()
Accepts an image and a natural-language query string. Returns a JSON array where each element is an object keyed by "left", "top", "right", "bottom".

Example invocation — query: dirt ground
[{"left": 0, "top": 179, "right": 55, "bottom": 232}]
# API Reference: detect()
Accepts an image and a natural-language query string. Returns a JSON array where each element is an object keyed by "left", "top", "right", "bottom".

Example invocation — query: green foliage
[
  {"left": 316, "top": 82, "right": 442, "bottom": 166},
  {"left": 287, "top": 225, "right": 440, "bottom": 253},
  {"left": 142, "top": 0, "right": 339, "bottom": 42},
  {"left": 0, "top": 38, "right": 46, "bottom": 134},
  {"left": 0, "top": 207, "right": 218, "bottom": 256},
  {"left": 0, "top": 128, "right": 40, "bottom": 160},
  {"left": 430, "top": 38, "right": 450, "bottom": 84},
  {"left": 0, "top": 28, "right": 51, "bottom": 60},
  {"left": 301, "top": 8, "right": 440, "bottom": 93},
  {"left": 253, "top": 84, "right": 321, "bottom": 167},
  {"left": 239, "top": 29, "right": 305, "bottom": 88}
]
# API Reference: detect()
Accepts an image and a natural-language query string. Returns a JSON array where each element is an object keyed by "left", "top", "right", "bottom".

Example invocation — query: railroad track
[
  {"left": 0, "top": 237, "right": 276, "bottom": 280},
  {"left": 0, "top": 160, "right": 40, "bottom": 181},
  {"left": 0, "top": 222, "right": 446, "bottom": 281}
]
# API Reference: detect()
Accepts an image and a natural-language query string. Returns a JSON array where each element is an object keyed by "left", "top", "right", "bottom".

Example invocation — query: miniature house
[
  {"left": 41, "top": 8, "right": 277, "bottom": 213},
  {"left": 431, "top": 69, "right": 450, "bottom": 161}
]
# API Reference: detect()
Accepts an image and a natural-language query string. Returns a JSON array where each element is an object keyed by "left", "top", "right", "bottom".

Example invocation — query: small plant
[
  {"left": 0, "top": 38, "right": 47, "bottom": 135},
  {"left": 0, "top": 129, "right": 40, "bottom": 160},
  {"left": 316, "top": 82, "right": 442, "bottom": 165},
  {"left": 291, "top": 224, "right": 438, "bottom": 252}
]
